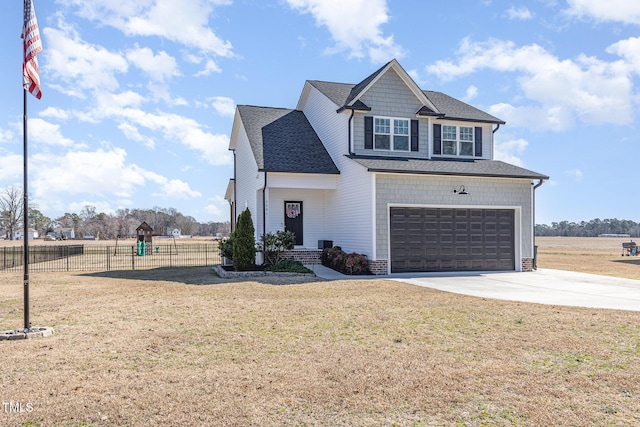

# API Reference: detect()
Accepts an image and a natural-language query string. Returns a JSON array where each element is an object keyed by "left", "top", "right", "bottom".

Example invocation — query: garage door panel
[{"left": 390, "top": 207, "right": 515, "bottom": 273}]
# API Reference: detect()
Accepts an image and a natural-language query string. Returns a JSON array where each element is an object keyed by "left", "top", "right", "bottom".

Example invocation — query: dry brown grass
[
  {"left": 0, "top": 238, "right": 639, "bottom": 426},
  {"left": 537, "top": 236, "right": 640, "bottom": 280}
]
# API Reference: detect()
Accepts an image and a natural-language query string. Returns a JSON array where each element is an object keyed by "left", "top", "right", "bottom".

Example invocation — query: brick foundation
[
  {"left": 283, "top": 249, "right": 323, "bottom": 265},
  {"left": 521, "top": 258, "right": 534, "bottom": 272},
  {"left": 368, "top": 259, "right": 388, "bottom": 275}
]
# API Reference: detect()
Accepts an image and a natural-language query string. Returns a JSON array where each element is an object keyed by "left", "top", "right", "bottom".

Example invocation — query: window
[
  {"left": 374, "top": 117, "right": 410, "bottom": 151},
  {"left": 438, "top": 125, "right": 476, "bottom": 156}
]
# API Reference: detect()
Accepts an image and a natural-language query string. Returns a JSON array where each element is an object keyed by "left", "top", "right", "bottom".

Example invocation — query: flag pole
[{"left": 23, "top": 2, "right": 31, "bottom": 332}]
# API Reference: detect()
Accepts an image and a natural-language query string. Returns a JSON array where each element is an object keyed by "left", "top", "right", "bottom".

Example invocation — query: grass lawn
[{"left": 0, "top": 237, "right": 639, "bottom": 426}]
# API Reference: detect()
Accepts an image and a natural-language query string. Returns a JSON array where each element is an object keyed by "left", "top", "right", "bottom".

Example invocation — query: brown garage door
[{"left": 390, "top": 207, "right": 515, "bottom": 273}]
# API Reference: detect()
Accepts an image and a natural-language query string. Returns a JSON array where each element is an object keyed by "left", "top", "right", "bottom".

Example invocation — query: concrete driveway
[
  {"left": 390, "top": 269, "right": 640, "bottom": 312},
  {"left": 307, "top": 265, "right": 640, "bottom": 311}
]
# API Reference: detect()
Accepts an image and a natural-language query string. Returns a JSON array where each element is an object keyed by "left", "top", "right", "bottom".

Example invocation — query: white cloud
[
  {"left": 155, "top": 179, "right": 202, "bottom": 199},
  {"left": 28, "top": 118, "right": 75, "bottom": 147},
  {"left": 0, "top": 154, "right": 23, "bottom": 181},
  {"left": 210, "top": 96, "right": 236, "bottom": 117},
  {"left": 0, "top": 128, "right": 14, "bottom": 144},
  {"left": 126, "top": 46, "right": 181, "bottom": 82},
  {"left": 286, "top": 0, "right": 404, "bottom": 62},
  {"left": 59, "top": 0, "right": 233, "bottom": 57},
  {"left": 505, "top": 6, "right": 533, "bottom": 20},
  {"left": 31, "top": 148, "right": 145, "bottom": 200},
  {"left": 463, "top": 85, "right": 478, "bottom": 102},
  {"left": 39, "top": 107, "right": 70, "bottom": 121},
  {"left": 194, "top": 59, "right": 222, "bottom": 77},
  {"left": 118, "top": 122, "right": 156, "bottom": 148},
  {"left": 426, "top": 38, "right": 634, "bottom": 130},
  {"left": 565, "top": 0, "right": 640, "bottom": 25},
  {"left": 44, "top": 26, "right": 129, "bottom": 94},
  {"left": 116, "top": 109, "right": 232, "bottom": 165},
  {"left": 27, "top": 147, "right": 202, "bottom": 213},
  {"left": 494, "top": 136, "right": 528, "bottom": 166},
  {"left": 204, "top": 195, "right": 229, "bottom": 222}
]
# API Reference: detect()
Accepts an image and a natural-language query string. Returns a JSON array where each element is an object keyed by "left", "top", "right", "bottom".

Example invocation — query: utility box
[{"left": 318, "top": 240, "right": 333, "bottom": 249}]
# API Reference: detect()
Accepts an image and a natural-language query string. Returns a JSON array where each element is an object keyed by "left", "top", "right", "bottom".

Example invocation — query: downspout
[
  {"left": 532, "top": 179, "right": 545, "bottom": 269},
  {"left": 347, "top": 108, "right": 355, "bottom": 156},
  {"left": 492, "top": 123, "right": 501, "bottom": 134},
  {"left": 261, "top": 171, "right": 268, "bottom": 266},
  {"left": 262, "top": 171, "right": 267, "bottom": 238}
]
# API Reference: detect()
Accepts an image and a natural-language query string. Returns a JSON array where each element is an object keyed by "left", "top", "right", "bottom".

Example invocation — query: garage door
[{"left": 390, "top": 207, "right": 515, "bottom": 273}]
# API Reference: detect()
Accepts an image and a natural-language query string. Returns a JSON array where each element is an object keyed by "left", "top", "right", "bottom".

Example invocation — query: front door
[{"left": 284, "top": 201, "right": 303, "bottom": 245}]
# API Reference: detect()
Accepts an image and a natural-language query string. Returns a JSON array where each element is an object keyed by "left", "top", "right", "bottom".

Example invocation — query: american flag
[{"left": 23, "top": 0, "right": 43, "bottom": 99}]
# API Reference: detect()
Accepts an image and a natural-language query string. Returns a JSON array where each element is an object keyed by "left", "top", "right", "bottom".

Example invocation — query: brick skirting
[
  {"left": 283, "top": 249, "right": 323, "bottom": 265},
  {"left": 521, "top": 258, "right": 534, "bottom": 272},
  {"left": 368, "top": 259, "right": 388, "bottom": 275}
]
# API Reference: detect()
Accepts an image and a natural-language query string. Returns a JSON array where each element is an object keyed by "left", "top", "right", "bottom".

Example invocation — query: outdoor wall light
[{"left": 453, "top": 185, "right": 468, "bottom": 195}]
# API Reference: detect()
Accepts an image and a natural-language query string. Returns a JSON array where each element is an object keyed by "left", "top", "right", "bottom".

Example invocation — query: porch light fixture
[{"left": 453, "top": 185, "right": 468, "bottom": 195}]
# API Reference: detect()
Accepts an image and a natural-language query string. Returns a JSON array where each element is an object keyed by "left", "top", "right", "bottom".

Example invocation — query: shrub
[
  {"left": 321, "top": 246, "right": 370, "bottom": 275},
  {"left": 266, "top": 260, "right": 312, "bottom": 273},
  {"left": 218, "top": 235, "right": 234, "bottom": 260},
  {"left": 259, "top": 230, "right": 296, "bottom": 266},
  {"left": 233, "top": 208, "right": 256, "bottom": 271}
]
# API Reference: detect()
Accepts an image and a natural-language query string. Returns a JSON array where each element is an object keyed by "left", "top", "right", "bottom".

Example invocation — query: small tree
[
  {"left": 259, "top": 230, "right": 295, "bottom": 266},
  {"left": 233, "top": 208, "right": 256, "bottom": 271}
]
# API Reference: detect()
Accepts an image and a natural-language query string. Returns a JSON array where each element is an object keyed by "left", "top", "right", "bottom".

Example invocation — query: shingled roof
[
  {"left": 236, "top": 105, "right": 339, "bottom": 174},
  {"left": 307, "top": 60, "right": 505, "bottom": 124},
  {"left": 348, "top": 156, "right": 548, "bottom": 180}
]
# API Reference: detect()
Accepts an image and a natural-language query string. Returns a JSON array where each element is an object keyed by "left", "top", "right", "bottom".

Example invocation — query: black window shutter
[
  {"left": 433, "top": 124, "right": 441, "bottom": 155},
  {"left": 364, "top": 116, "right": 373, "bottom": 150},
  {"left": 474, "top": 127, "right": 483, "bottom": 157},
  {"left": 411, "top": 120, "right": 419, "bottom": 152}
]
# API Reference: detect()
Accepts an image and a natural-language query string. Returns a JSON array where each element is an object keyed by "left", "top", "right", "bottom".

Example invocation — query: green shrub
[
  {"left": 218, "top": 235, "right": 234, "bottom": 260},
  {"left": 259, "top": 230, "right": 295, "bottom": 266},
  {"left": 266, "top": 260, "right": 312, "bottom": 273},
  {"left": 233, "top": 208, "right": 256, "bottom": 271}
]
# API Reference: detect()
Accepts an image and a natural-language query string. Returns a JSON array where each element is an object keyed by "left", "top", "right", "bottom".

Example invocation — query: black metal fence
[{"left": 0, "top": 243, "right": 220, "bottom": 272}]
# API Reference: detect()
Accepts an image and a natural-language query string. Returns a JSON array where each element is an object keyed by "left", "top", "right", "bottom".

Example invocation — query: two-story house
[{"left": 225, "top": 59, "right": 548, "bottom": 274}]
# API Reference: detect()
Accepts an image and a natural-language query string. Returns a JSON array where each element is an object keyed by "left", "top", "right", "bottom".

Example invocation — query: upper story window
[
  {"left": 365, "top": 116, "right": 419, "bottom": 153},
  {"left": 434, "top": 124, "right": 482, "bottom": 158},
  {"left": 374, "top": 117, "right": 409, "bottom": 151}
]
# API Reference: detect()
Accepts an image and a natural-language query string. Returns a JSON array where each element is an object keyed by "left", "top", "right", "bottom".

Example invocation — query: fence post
[
  {"left": 131, "top": 245, "right": 135, "bottom": 270},
  {"left": 107, "top": 246, "right": 110, "bottom": 271},
  {"left": 66, "top": 246, "right": 70, "bottom": 272}
]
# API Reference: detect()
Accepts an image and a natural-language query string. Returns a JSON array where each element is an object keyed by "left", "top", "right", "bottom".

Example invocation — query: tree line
[
  {"left": 1, "top": 187, "right": 229, "bottom": 240},
  {"left": 536, "top": 218, "right": 640, "bottom": 237}
]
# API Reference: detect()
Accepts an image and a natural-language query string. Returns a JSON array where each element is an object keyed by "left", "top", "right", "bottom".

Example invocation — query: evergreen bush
[{"left": 233, "top": 208, "right": 256, "bottom": 271}]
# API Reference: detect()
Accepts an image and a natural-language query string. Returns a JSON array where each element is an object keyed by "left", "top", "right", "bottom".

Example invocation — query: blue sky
[{"left": 1, "top": 0, "right": 639, "bottom": 225}]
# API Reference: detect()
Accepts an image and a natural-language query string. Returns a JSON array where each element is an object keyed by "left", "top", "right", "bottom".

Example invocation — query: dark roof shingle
[
  {"left": 237, "top": 105, "right": 339, "bottom": 174},
  {"left": 348, "top": 156, "right": 548, "bottom": 180}
]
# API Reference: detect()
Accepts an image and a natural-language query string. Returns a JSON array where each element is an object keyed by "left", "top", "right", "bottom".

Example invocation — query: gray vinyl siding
[
  {"left": 374, "top": 174, "right": 534, "bottom": 260},
  {"left": 353, "top": 68, "right": 429, "bottom": 158}
]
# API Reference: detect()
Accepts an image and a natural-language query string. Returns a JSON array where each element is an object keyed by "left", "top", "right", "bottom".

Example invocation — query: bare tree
[{"left": 0, "top": 187, "right": 24, "bottom": 240}]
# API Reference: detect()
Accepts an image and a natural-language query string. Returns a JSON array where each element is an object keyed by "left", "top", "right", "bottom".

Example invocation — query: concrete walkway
[{"left": 305, "top": 265, "right": 640, "bottom": 312}]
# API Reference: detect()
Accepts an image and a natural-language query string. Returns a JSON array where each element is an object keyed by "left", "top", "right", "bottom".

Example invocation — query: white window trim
[
  {"left": 438, "top": 124, "right": 475, "bottom": 158},
  {"left": 373, "top": 116, "right": 410, "bottom": 152}
]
